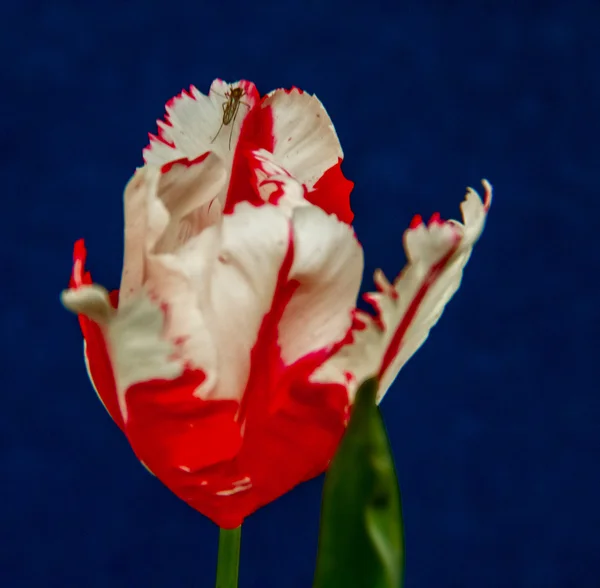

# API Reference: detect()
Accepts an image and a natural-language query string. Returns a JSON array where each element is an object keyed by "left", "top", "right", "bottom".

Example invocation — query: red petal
[
  {"left": 124, "top": 370, "right": 242, "bottom": 476},
  {"left": 136, "top": 375, "right": 348, "bottom": 529},
  {"left": 68, "top": 240, "right": 124, "bottom": 430},
  {"left": 82, "top": 318, "right": 125, "bottom": 432},
  {"left": 306, "top": 159, "right": 354, "bottom": 224}
]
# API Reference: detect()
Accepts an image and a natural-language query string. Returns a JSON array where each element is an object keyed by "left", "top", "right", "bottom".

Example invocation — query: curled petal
[
  {"left": 61, "top": 242, "right": 123, "bottom": 430},
  {"left": 313, "top": 180, "right": 492, "bottom": 402},
  {"left": 279, "top": 205, "right": 364, "bottom": 365},
  {"left": 63, "top": 283, "right": 185, "bottom": 424},
  {"left": 155, "top": 154, "right": 228, "bottom": 252},
  {"left": 119, "top": 166, "right": 168, "bottom": 304},
  {"left": 120, "top": 157, "right": 228, "bottom": 305},
  {"left": 262, "top": 88, "right": 343, "bottom": 190},
  {"left": 170, "top": 202, "right": 293, "bottom": 402},
  {"left": 260, "top": 88, "right": 354, "bottom": 223}
]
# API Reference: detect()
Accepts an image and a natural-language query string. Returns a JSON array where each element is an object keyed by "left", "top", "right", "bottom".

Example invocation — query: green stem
[{"left": 215, "top": 525, "right": 242, "bottom": 588}]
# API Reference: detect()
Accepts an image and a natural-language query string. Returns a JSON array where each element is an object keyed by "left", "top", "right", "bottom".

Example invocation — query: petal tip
[
  {"left": 481, "top": 179, "right": 492, "bottom": 211},
  {"left": 409, "top": 214, "right": 423, "bottom": 229},
  {"left": 61, "top": 285, "right": 114, "bottom": 324}
]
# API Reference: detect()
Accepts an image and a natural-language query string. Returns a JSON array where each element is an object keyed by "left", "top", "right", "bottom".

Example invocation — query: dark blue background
[{"left": 2, "top": 0, "right": 598, "bottom": 586}]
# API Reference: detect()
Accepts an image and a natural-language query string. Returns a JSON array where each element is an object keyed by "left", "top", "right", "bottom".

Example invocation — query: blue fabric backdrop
[{"left": 2, "top": 0, "right": 598, "bottom": 586}]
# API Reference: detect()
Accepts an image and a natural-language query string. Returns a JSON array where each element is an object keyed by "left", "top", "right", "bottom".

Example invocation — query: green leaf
[{"left": 313, "top": 377, "right": 404, "bottom": 588}]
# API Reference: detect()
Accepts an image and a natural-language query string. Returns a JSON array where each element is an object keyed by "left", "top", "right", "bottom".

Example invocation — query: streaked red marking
[
  {"left": 378, "top": 231, "right": 461, "bottom": 378},
  {"left": 307, "top": 159, "right": 354, "bottom": 224},
  {"left": 428, "top": 212, "right": 441, "bottom": 225},
  {"left": 409, "top": 214, "right": 423, "bottom": 229},
  {"left": 67, "top": 240, "right": 124, "bottom": 431},
  {"left": 160, "top": 152, "right": 210, "bottom": 174}
]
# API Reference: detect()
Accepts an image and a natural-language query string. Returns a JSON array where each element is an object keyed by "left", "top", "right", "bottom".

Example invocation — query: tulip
[{"left": 61, "top": 79, "right": 491, "bottom": 532}]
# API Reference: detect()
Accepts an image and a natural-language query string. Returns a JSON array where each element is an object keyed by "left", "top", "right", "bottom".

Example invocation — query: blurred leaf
[{"left": 313, "top": 377, "right": 404, "bottom": 588}]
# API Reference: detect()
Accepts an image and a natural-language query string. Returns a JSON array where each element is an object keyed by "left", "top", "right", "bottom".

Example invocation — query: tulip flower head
[{"left": 61, "top": 79, "right": 491, "bottom": 528}]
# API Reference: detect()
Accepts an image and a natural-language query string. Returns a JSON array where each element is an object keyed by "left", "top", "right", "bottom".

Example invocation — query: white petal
[
  {"left": 119, "top": 166, "right": 169, "bottom": 305},
  {"left": 143, "top": 80, "right": 258, "bottom": 166},
  {"left": 143, "top": 86, "right": 215, "bottom": 164},
  {"left": 154, "top": 154, "right": 228, "bottom": 253},
  {"left": 312, "top": 181, "right": 492, "bottom": 402},
  {"left": 119, "top": 157, "right": 228, "bottom": 306},
  {"left": 61, "top": 284, "right": 114, "bottom": 324},
  {"left": 278, "top": 205, "right": 364, "bottom": 364},
  {"left": 263, "top": 89, "right": 343, "bottom": 190},
  {"left": 144, "top": 137, "right": 185, "bottom": 166}
]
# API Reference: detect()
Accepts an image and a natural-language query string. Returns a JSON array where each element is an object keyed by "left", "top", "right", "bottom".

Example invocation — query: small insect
[{"left": 211, "top": 86, "right": 251, "bottom": 150}]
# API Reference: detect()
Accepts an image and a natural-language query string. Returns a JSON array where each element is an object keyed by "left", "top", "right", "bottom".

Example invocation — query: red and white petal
[
  {"left": 107, "top": 291, "right": 189, "bottom": 421},
  {"left": 226, "top": 149, "right": 363, "bottom": 365},
  {"left": 66, "top": 193, "right": 299, "bottom": 422},
  {"left": 262, "top": 88, "right": 343, "bottom": 189},
  {"left": 313, "top": 180, "right": 492, "bottom": 402},
  {"left": 259, "top": 88, "right": 354, "bottom": 223},
  {"left": 62, "top": 283, "right": 185, "bottom": 423},
  {"left": 112, "top": 201, "right": 293, "bottom": 408},
  {"left": 278, "top": 204, "right": 364, "bottom": 365},
  {"left": 143, "top": 80, "right": 260, "bottom": 166},
  {"left": 167, "top": 202, "right": 292, "bottom": 402},
  {"left": 62, "top": 242, "right": 124, "bottom": 429}
]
